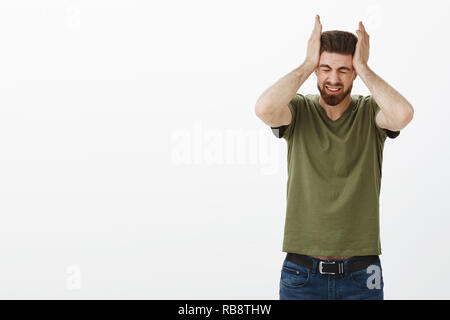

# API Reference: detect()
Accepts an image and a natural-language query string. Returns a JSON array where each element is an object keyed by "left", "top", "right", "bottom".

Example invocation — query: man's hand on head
[
  {"left": 353, "top": 21, "right": 370, "bottom": 74},
  {"left": 304, "top": 15, "right": 322, "bottom": 70}
]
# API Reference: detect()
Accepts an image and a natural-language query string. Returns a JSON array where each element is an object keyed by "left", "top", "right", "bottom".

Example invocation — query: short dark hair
[{"left": 320, "top": 30, "right": 358, "bottom": 56}]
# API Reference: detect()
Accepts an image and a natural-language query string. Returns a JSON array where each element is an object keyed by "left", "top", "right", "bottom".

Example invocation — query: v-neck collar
[{"left": 314, "top": 94, "right": 354, "bottom": 124}]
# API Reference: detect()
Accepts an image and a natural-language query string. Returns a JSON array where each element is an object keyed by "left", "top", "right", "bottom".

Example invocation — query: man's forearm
[
  {"left": 357, "top": 65, "right": 414, "bottom": 129},
  {"left": 255, "top": 61, "right": 315, "bottom": 117}
]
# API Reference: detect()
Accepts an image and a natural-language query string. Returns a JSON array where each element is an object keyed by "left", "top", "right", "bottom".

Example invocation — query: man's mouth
[{"left": 325, "top": 85, "right": 342, "bottom": 94}]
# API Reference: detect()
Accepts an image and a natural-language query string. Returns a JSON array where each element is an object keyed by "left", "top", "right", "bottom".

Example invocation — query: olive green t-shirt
[{"left": 271, "top": 93, "right": 400, "bottom": 256}]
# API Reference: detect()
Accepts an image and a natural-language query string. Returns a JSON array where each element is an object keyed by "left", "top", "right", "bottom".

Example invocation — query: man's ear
[{"left": 352, "top": 70, "right": 358, "bottom": 80}]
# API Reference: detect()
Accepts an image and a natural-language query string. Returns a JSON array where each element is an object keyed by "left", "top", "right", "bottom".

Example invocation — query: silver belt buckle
[{"left": 319, "top": 261, "right": 336, "bottom": 275}]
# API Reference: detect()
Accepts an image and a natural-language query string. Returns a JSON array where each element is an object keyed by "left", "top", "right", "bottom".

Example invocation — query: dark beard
[{"left": 317, "top": 82, "right": 352, "bottom": 106}]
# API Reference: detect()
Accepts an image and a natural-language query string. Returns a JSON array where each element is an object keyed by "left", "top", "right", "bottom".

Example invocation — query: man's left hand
[{"left": 353, "top": 21, "right": 370, "bottom": 74}]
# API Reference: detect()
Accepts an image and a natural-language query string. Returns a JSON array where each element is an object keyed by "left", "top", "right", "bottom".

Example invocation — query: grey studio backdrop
[{"left": 0, "top": 0, "right": 447, "bottom": 299}]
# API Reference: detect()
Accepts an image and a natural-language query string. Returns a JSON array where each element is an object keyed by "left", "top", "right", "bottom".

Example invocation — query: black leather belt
[{"left": 286, "top": 253, "right": 378, "bottom": 275}]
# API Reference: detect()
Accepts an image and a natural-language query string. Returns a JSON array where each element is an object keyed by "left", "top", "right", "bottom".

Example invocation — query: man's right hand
[
  {"left": 304, "top": 15, "right": 322, "bottom": 70},
  {"left": 255, "top": 15, "right": 323, "bottom": 128}
]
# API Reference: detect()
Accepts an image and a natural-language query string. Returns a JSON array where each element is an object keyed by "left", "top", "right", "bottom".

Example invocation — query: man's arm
[
  {"left": 255, "top": 15, "right": 322, "bottom": 127},
  {"left": 254, "top": 61, "right": 315, "bottom": 127},
  {"left": 358, "top": 65, "right": 414, "bottom": 131},
  {"left": 353, "top": 21, "right": 414, "bottom": 131}
]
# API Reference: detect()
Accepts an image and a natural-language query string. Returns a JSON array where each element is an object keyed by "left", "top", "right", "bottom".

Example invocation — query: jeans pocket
[
  {"left": 350, "top": 257, "right": 383, "bottom": 290},
  {"left": 280, "top": 261, "right": 310, "bottom": 288}
]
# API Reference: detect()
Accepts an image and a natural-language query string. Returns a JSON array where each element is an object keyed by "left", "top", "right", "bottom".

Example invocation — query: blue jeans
[{"left": 279, "top": 255, "right": 384, "bottom": 300}]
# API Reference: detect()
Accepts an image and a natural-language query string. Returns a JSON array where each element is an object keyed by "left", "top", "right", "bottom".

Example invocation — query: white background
[{"left": 0, "top": 0, "right": 448, "bottom": 299}]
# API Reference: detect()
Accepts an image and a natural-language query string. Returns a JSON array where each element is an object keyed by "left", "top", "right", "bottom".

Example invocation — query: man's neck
[{"left": 318, "top": 94, "right": 352, "bottom": 120}]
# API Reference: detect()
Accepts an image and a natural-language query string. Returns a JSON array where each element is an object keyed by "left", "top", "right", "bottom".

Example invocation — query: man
[{"left": 254, "top": 15, "right": 414, "bottom": 300}]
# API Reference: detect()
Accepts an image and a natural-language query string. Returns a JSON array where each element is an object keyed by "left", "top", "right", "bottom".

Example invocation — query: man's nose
[{"left": 328, "top": 71, "right": 341, "bottom": 85}]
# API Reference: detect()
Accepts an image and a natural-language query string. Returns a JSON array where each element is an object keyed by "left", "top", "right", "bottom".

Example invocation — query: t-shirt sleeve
[
  {"left": 368, "top": 95, "right": 400, "bottom": 140},
  {"left": 270, "top": 93, "right": 304, "bottom": 141}
]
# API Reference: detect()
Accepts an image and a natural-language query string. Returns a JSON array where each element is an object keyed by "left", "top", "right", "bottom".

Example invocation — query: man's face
[{"left": 315, "top": 51, "right": 357, "bottom": 106}]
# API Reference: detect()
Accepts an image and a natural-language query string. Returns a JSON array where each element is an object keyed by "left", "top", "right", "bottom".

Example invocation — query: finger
[
  {"left": 312, "top": 15, "right": 318, "bottom": 30},
  {"left": 315, "top": 15, "right": 321, "bottom": 29},
  {"left": 312, "top": 15, "right": 322, "bottom": 37},
  {"left": 359, "top": 21, "right": 365, "bottom": 31},
  {"left": 359, "top": 21, "right": 369, "bottom": 35}
]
